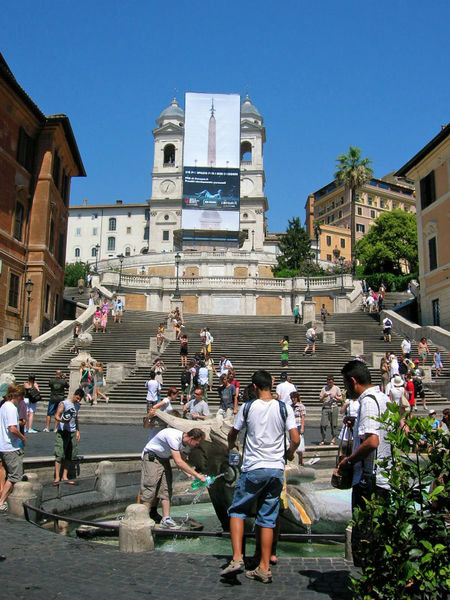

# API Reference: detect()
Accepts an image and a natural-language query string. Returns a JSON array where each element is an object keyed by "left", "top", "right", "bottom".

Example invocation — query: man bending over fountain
[
  {"left": 221, "top": 370, "right": 299, "bottom": 583},
  {"left": 140, "top": 428, "right": 206, "bottom": 529}
]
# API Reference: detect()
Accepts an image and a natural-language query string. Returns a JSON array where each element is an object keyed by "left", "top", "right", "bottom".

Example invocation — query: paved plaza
[
  {"left": 1, "top": 421, "right": 357, "bottom": 599},
  {"left": 0, "top": 513, "right": 356, "bottom": 600}
]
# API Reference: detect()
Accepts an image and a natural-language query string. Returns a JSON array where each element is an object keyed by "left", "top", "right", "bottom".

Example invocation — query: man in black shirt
[{"left": 44, "top": 370, "right": 69, "bottom": 432}]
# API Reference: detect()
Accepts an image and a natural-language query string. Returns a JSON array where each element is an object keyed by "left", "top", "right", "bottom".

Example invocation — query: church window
[
  {"left": 162, "top": 230, "right": 169, "bottom": 241},
  {"left": 420, "top": 171, "right": 436, "bottom": 209},
  {"left": 75, "top": 247, "right": 80, "bottom": 258},
  {"left": 240, "top": 141, "right": 252, "bottom": 163},
  {"left": 14, "top": 202, "right": 25, "bottom": 241},
  {"left": 91, "top": 247, "right": 97, "bottom": 257},
  {"left": 164, "top": 214, "right": 169, "bottom": 221},
  {"left": 428, "top": 237, "right": 437, "bottom": 271},
  {"left": 164, "top": 144, "right": 176, "bottom": 166},
  {"left": 109, "top": 218, "right": 116, "bottom": 231},
  {"left": 107, "top": 237, "right": 115, "bottom": 251},
  {"left": 125, "top": 247, "right": 131, "bottom": 256}
]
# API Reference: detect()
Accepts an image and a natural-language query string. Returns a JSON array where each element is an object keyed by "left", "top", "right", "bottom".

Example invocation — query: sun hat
[
  {"left": 429, "top": 409, "right": 437, "bottom": 415},
  {"left": 392, "top": 375, "right": 404, "bottom": 387}
]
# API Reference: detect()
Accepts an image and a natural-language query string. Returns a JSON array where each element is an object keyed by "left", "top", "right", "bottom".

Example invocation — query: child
[
  {"left": 280, "top": 335, "right": 289, "bottom": 368},
  {"left": 180, "top": 335, "right": 189, "bottom": 367},
  {"left": 291, "top": 391, "right": 305, "bottom": 465},
  {"left": 157, "top": 323, "right": 165, "bottom": 351},
  {"left": 433, "top": 349, "right": 443, "bottom": 377}
]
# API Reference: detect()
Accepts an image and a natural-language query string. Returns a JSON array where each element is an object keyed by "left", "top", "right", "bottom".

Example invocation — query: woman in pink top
[
  {"left": 101, "top": 308, "right": 108, "bottom": 333},
  {"left": 93, "top": 307, "right": 101, "bottom": 333}
]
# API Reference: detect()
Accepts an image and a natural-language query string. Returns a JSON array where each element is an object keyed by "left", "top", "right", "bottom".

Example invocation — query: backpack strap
[
  {"left": 242, "top": 399, "right": 288, "bottom": 458},
  {"left": 361, "top": 393, "right": 381, "bottom": 476}
]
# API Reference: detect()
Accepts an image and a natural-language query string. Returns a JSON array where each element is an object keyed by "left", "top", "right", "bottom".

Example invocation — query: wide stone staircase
[{"left": 11, "top": 307, "right": 448, "bottom": 427}]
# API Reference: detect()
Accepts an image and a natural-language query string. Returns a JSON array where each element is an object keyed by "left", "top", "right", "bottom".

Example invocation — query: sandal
[{"left": 319, "top": 441, "right": 326, "bottom": 446}]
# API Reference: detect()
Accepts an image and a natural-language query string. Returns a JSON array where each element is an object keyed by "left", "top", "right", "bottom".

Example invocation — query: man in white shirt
[
  {"left": 140, "top": 427, "right": 206, "bottom": 529},
  {"left": 337, "top": 360, "right": 390, "bottom": 566},
  {"left": 218, "top": 355, "right": 233, "bottom": 377},
  {"left": 145, "top": 372, "right": 161, "bottom": 412},
  {"left": 221, "top": 370, "right": 299, "bottom": 583},
  {"left": 401, "top": 336, "right": 411, "bottom": 359},
  {"left": 303, "top": 325, "right": 317, "bottom": 355},
  {"left": 0, "top": 385, "right": 27, "bottom": 511},
  {"left": 382, "top": 317, "right": 393, "bottom": 343},
  {"left": 275, "top": 372, "right": 296, "bottom": 406}
]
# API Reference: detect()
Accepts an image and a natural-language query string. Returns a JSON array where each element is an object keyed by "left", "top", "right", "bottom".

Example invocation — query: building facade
[
  {"left": 148, "top": 95, "right": 268, "bottom": 253},
  {"left": 67, "top": 200, "right": 150, "bottom": 265},
  {"left": 305, "top": 176, "right": 415, "bottom": 263},
  {"left": 396, "top": 124, "right": 450, "bottom": 329},
  {"left": 0, "top": 52, "right": 85, "bottom": 345}
]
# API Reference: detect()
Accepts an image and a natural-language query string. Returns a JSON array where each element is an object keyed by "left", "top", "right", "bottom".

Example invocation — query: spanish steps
[{"left": 11, "top": 293, "right": 449, "bottom": 425}]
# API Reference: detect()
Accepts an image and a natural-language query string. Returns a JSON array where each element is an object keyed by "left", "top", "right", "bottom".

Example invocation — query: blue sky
[{"left": 2, "top": 0, "right": 449, "bottom": 232}]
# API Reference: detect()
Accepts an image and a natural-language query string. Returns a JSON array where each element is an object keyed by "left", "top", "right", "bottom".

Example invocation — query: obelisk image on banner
[{"left": 182, "top": 92, "right": 240, "bottom": 232}]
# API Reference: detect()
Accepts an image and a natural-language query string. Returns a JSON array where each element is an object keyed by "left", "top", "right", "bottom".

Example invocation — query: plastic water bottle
[{"left": 190, "top": 475, "right": 215, "bottom": 490}]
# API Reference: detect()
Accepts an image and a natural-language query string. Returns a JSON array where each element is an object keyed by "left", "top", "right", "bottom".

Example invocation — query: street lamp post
[
  {"left": 338, "top": 256, "right": 346, "bottom": 295},
  {"left": 173, "top": 252, "right": 181, "bottom": 299},
  {"left": 94, "top": 244, "right": 100, "bottom": 273},
  {"left": 117, "top": 254, "right": 124, "bottom": 292},
  {"left": 305, "top": 254, "right": 312, "bottom": 301},
  {"left": 21, "top": 278, "right": 34, "bottom": 341}
]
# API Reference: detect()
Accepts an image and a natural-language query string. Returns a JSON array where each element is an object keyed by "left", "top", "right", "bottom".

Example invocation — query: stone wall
[
  {"left": 124, "top": 293, "right": 147, "bottom": 311},
  {"left": 256, "top": 296, "right": 282, "bottom": 315}
]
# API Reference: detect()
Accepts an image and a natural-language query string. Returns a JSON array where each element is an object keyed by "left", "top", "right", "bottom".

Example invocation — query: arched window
[
  {"left": 125, "top": 247, "right": 131, "bottom": 256},
  {"left": 107, "top": 237, "right": 115, "bottom": 251},
  {"left": 240, "top": 141, "right": 252, "bottom": 163},
  {"left": 75, "top": 247, "right": 80, "bottom": 258},
  {"left": 163, "top": 144, "right": 176, "bottom": 166},
  {"left": 109, "top": 217, "right": 116, "bottom": 231},
  {"left": 91, "top": 247, "right": 97, "bottom": 257}
]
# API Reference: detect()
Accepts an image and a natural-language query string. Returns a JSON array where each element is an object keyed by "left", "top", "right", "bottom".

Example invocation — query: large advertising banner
[{"left": 182, "top": 92, "right": 240, "bottom": 232}]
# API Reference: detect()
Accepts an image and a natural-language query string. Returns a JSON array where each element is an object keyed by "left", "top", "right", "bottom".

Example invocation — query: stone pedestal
[
  {"left": 95, "top": 461, "right": 116, "bottom": 501},
  {"left": 350, "top": 340, "right": 364, "bottom": 357},
  {"left": 136, "top": 350, "right": 153, "bottom": 368},
  {"left": 8, "top": 481, "right": 37, "bottom": 518},
  {"left": 334, "top": 295, "right": 350, "bottom": 313},
  {"left": 372, "top": 352, "right": 386, "bottom": 368},
  {"left": 301, "top": 300, "right": 316, "bottom": 324},
  {"left": 169, "top": 298, "right": 184, "bottom": 314},
  {"left": 119, "top": 504, "right": 155, "bottom": 553},
  {"left": 421, "top": 366, "right": 432, "bottom": 384},
  {"left": 23, "top": 472, "right": 43, "bottom": 508},
  {"left": 105, "top": 363, "right": 134, "bottom": 384},
  {"left": 323, "top": 331, "right": 336, "bottom": 345}
]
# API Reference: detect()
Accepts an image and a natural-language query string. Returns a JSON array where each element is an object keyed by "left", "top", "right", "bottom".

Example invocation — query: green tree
[
  {"left": 356, "top": 210, "right": 418, "bottom": 275},
  {"left": 64, "top": 261, "right": 91, "bottom": 287},
  {"left": 273, "top": 217, "right": 311, "bottom": 276},
  {"left": 335, "top": 146, "right": 374, "bottom": 275}
]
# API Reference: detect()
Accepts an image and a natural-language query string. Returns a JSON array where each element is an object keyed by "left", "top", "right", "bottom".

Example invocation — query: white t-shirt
[
  {"left": 306, "top": 328, "right": 316, "bottom": 340},
  {"left": 142, "top": 428, "right": 190, "bottom": 459},
  {"left": 159, "top": 397, "right": 173, "bottom": 413},
  {"left": 401, "top": 339, "right": 411, "bottom": 354},
  {"left": 185, "top": 399, "right": 210, "bottom": 418},
  {"left": 232, "top": 399, "right": 296, "bottom": 472},
  {"left": 219, "top": 359, "right": 232, "bottom": 376},
  {"left": 146, "top": 380, "right": 161, "bottom": 403},
  {"left": 0, "top": 401, "right": 21, "bottom": 452},
  {"left": 275, "top": 381, "right": 296, "bottom": 406},
  {"left": 198, "top": 367, "right": 209, "bottom": 386},
  {"left": 352, "top": 387, "right": 390, "bottom": 489}
]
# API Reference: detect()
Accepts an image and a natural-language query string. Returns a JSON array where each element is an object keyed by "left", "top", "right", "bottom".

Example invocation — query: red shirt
[{"left": 405, "top": 380, "right": 415, "bottom": 405}]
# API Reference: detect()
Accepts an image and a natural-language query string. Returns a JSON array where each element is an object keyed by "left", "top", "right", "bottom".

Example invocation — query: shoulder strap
[{"left": 361, "top": 393, "right": 381, "bottom": 474}]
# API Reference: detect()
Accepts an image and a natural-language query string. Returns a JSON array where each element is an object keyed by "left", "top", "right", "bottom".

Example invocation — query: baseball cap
[
  {"left": 429, "top": 409, "right": 436, "bottom": 415},
  {"left": 280, "top": 372, "right": 288, "bottom": 381}
]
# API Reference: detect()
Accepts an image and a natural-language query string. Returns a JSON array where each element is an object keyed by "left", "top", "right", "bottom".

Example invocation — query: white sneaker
[
  {"left": 0, "top": 504, "right": 8, "bottom": 512},
  {"left": 105, "top": 397, "right": 109, "bottom": 404},
  {"left": 160, "top": 516, "right": 181, "bottom": 530},
  {"left": 42, "top": 428, "right": 50, "bottom": 433}
]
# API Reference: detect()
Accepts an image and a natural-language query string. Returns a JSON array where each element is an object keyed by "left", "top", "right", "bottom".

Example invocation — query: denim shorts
[{"left": 228, "top": 468, "right": 284, "bottom": 528}]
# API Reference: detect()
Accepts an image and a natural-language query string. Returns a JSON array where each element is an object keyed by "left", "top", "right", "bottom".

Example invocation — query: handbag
[
  {"left": 400, "top": 393, "right": 410, "bottom": 409},
  {"left": 331, "top": 423, "right": 354, "bottom": 490}
]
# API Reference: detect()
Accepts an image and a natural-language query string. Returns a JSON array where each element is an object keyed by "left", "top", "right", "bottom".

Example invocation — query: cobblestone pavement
[{"left": 1, "top": 514, "right": 357, "bottom": 600}]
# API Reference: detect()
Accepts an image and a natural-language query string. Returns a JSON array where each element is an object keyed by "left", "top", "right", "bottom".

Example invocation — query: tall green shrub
[{"left": 350, "top": 406, "right": 449, "bottom": 599}]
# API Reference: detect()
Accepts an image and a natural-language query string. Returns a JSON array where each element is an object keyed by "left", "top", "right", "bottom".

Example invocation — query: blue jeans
[{"left": 228, "top": 468, "right": 284, "bottom": 528}]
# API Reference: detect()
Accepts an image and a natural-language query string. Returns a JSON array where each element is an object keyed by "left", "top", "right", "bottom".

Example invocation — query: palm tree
[
  {"left": 335, "top": 146, "right": 373, "bottom": 276},
  {"left": 313, "top": 219, "right": 322, "bottom": 264}
]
